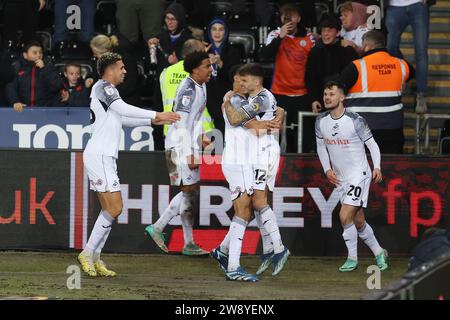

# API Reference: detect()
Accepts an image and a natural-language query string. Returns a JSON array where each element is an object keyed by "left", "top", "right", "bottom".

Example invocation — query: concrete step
[
  {"left": 402, "top": 47, "right": 450, "bottom": 64},
  {"left": 430, "top": 0, "right": 450, "bottom": 14},
  {"left": 401, "top": 32, "right": 450, "bottom": 45},
  {"left": 404, "top": 80, "right": 450, "bottom": 97},
  {"left": 402, "top": 96, "right": 450, "bottom": 113},
  {"left": 425, "top": 64, "right": 450, "bottom": 76}
]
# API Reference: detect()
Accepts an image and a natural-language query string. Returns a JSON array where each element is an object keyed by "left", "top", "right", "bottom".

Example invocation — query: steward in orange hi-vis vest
[{"left": 340, "top": 48, "right": 413, "bottom": 130}]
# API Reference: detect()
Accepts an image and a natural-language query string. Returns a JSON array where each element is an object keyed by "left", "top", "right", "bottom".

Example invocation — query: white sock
[
  {"left": 220, "top": 231, "right": 230, "bottom": 254},
  {"left": 84, "top": 210, "right": 114, "bottom": 254},
  {"left": 358, "top": 222, "right": 383, "bottom": 256},
  {"left": 180, "top": 191, "right": 196, "bottom": 246},
  {"left": 342, "top": 223, "right": 358, "bottom": 261},
  {"left": 228, "top": 216, "right": 248, "bottom": 272},
  {"left": 255, "top": 211, "right": 273, "bottom": 254},
  {"left": 154, "top": 192, "right": 183, "bottom": 232},
  {"left": 258, "top": 206, "right": 284, "bottom": 254},
  {"left": 93, "top": 226, "right": 112, "bottom": 262}
]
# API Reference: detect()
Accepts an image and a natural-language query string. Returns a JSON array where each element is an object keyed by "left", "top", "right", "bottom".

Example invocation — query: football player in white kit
[
  {"left": 315, "top": 81, "right": 388, "bottom": 272},
  {"left": 145, "top": 51, "right": 212, "bottom": 256},
  {"left": 78, "top": 52, "right": 180, "bottom": 277},
  {"left": 211, "top": 64, "right": 290, "bottom": 280}
]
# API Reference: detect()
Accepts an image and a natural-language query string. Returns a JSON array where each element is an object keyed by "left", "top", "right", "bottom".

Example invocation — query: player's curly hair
[
  {"left": 184, "top": 51, "right": 210, "bottom": 74},
  {"left": 97, "top": 52, "right": 122, "bottom": 76}
]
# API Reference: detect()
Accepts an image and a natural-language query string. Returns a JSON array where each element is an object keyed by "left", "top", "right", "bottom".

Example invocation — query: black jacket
[
  {"left": 206, "top": 43, "right": 244, "bottom": 134},
  {"left": 59, "top": 78, "right": 91, "bottom": 107},
  {"left": 6, "top": 57, "right": 63, "bottom": 106},
  {"left": 305, "top": 39, "right": 359, "bottom": 104},
  {"left": 156, "top": 27, "right": 193, "bottom": 74}
]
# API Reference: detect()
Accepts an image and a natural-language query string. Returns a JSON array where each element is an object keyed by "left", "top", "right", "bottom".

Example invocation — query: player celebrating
[
  {"left": 78, "top": 52, "right": 180, "bottom": 277},
  {"left": 145, "top": 51, "right": 212, "bottom": 256},
  {"left": 211, "top": 65, "right": 283, "bottom": 281},
  {"left": 315, "top": 81, "right": 388, "bottom": 272},
  {"left": 212, "top": 63, "right": 290, "bottom": 278}
]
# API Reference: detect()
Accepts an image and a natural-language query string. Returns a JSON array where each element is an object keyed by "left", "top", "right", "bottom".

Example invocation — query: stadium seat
[
  {"left": 228, "top": 31, "right": 256, "bottom": 61},
  {"left": 36, "top": 31, "right": 53, "bottom": 53},
  {"left": 211, "top": 1, "right": 233, "bottom": 17},
  {"left": 96, "top": 0, "right": 116, "bottom": 35},
  {"left": 315, "top": 2, "right": 330, "bottom": 23}
]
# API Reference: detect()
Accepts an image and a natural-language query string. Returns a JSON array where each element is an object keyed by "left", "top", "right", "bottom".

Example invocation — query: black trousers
[
  {"left": 371, "top": 128, "right": 404, "bottom": 154},
  {"left": 274, "top": 94, "right": 314, "bottom": 154}
]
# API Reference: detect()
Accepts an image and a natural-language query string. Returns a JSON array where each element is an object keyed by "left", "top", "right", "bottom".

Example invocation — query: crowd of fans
[{"left": 0, "top": 0, "right": 434, "bottom": 153}]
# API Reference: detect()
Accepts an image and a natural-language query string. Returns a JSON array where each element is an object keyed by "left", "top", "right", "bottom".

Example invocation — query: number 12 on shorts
[{"left": 254, "top": 169, "right": 267, "bottom": 185}]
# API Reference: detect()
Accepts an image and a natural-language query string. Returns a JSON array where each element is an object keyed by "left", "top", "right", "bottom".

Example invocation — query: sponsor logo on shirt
[
  {"left": 325, "top": 138, "right": 349, "bottom": 145},
  {"left": 332, "top": 123, "right": 339, "bottom": 131}
]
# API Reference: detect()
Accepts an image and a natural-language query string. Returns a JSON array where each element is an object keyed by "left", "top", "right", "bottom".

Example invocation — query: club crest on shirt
[
  {"left": 332, "top": 123, "right": 339, "bottom": 131},
  {"left": 252, "top": 103, "right": 260, "bottom": 112},
  {"left": 182, "top": 95, "right": 191, "bottom": 107},
  {"left": 300, "top": 40, "right": 307, "bottom": 47},
  {"left": 105, "top": 86, "right": 115, "bottom": 96}
]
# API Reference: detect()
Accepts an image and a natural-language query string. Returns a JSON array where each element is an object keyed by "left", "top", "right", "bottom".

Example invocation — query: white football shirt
[
  {"left": 315, "top": 110, "right": 373, "bottom": 180},
  {"left": 85, "top": 79, "right": 156, "bottom": 158},
  {"left": 165, "top": 77, "right": 207, "bottom": 157}
]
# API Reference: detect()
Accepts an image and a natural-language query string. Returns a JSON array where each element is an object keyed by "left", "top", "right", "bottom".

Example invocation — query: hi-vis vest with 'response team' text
[
  {"left": 160, "top": 60, "right": 214, "bottom": 135},
  {"left": 345, "top": 50, "right": 410, "bottom": 130}
]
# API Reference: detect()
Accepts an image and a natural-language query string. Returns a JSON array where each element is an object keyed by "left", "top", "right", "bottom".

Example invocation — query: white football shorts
[
  {"left": 83, "top": 153, "right": 121, "bottom": 193},
  {"left": 165, "top": 148, "right": 200, "bottom": 186}
]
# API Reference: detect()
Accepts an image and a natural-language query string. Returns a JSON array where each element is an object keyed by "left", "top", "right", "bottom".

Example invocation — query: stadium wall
[
  {"left": 1, "top": 150, "right": 449, "bottom": 256},
  {"left": 0, "top": 107, "right": 154, "bottom": 150}
]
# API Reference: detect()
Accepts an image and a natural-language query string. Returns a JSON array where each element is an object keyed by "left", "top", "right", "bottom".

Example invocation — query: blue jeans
[
  {"left": 386, "top": 2, "right": 429, "bottom": 95},
  {"left": 54, "top": 0, "right": 96, "bottom": 43}
]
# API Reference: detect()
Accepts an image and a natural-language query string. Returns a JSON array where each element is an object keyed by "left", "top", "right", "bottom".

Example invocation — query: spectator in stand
[
  {"left": 116, "top": 0, "right": 165, "bottom": 50},
  {"left": 259, "top": 2, "right": 316, "bottom": 153},
  {"left": 89, "top": 34, "right": 141, "bottom": 106},
  {"left": 53, "top": 0, "right": 96, "bottom": 57},
  {"left": 6, "top": 41, "right": 63, "bottom": 112},
  {"left": 2, "top": 0, "right": 46, "bottom": 49},
  {"left": 205, "top": 18, "right": 244, "bottom": 134},
  {"left": 385, "top": 0, "right": 433, "bottom": 114},
  {"left": 305, "top": 16, "right": 358, "bottom": 114},
  {"left": 340, "top": 1, "right": 370, "bottom": 55},
  {"left": 0, "top": 49, "right": 16, "bottom": 106},
  {"left": 58, "top": 63, "right": 91, "bottom": 107},
  {"left": 147, "top": 2, "right": 194, "bottom": 76}
]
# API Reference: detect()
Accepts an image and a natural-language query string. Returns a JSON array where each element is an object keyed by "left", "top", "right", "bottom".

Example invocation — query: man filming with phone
[{"left": 260, "top": 3, "right": 316, "bottom": 153}]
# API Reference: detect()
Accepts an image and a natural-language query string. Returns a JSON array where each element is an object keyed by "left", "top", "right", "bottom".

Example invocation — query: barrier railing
[{"left": 292, "top": 111, "right": 449, "bottom": 155}]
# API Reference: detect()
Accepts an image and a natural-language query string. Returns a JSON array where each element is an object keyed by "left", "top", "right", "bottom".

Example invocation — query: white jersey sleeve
[
  {"left": 121, "top": 116, "right": 151, "bottom": 127},
  {"left": 352, "top": 114, "right": 373, "bottom": 142}
]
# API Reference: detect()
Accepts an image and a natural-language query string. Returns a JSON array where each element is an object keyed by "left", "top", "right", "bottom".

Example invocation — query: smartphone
[{"left": 283, "top": 14, "right": 291, "bottom": 24}]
